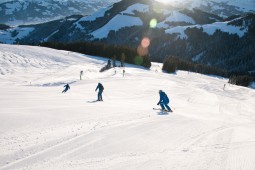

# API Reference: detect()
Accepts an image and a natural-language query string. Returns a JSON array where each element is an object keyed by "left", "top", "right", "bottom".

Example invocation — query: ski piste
[{"left": 153, "top": 108, "right": 173, "bottom": 112}]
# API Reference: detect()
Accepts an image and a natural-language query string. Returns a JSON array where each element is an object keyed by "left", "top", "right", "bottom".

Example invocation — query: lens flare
[
  {"left": 150, "top": 19, "right": 157, "bottom": 28},
  {"left": 137, "top": 45, "right": 148, "bottom": 57},
  {"left": 134, "top": 56, "right": 143, "bottom": 65},
  {"left": 141, "top": 37, "right": 150, "bottom": 48}
]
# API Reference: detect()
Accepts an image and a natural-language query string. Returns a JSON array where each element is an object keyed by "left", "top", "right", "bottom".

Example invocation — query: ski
[{"left": 153, "top": 108, "right": 173, "bottom": 112}]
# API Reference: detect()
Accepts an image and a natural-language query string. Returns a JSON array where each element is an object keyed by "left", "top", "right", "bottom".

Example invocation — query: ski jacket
[
  {"left": 64, "top": 84, "right": 70, "bottom": 90},
  {"left": 159, "top": 92, "right": 169, "bottom": 103},
  {"left": 96, "top": 83, "right": 104, "bottom": 91}
]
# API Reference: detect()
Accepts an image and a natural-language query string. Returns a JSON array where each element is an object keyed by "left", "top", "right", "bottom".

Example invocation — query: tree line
[
  {"left": 40, "top": 41, "right": 151, "bottom": 68},
  {"left": 39, "top": 42, "right": 253, "bottom": 87},
  {"left": 163, "top": 56, "right": 254, "bottom": 87}
]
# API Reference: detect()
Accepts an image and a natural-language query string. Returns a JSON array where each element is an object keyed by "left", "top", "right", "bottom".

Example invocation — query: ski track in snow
[{"left": 0, "top": 44, "right": 255, "bottom": 170}]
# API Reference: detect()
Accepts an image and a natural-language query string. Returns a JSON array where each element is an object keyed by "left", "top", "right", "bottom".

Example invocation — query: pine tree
[
  {"left": 112, "top": 55, "right": 116, "bottom": 67},
  {"left": 121, "top": 53, "right": 125, "bottom": 67}
]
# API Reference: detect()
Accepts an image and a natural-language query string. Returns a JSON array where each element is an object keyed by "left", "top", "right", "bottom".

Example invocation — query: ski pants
[
  {"left": 159, "top": 101, "right": 171, "bottom": 111},
  {"left": 62, "top": 88, "right": 68, "bottom": 93},
  {"left": 97, "top": 90, "right": 103, "bottom": 101}
]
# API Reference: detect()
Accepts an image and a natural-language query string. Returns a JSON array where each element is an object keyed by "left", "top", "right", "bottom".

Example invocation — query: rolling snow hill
[{"left": 0, "top": 44, "right": 255, "bottom": 169}]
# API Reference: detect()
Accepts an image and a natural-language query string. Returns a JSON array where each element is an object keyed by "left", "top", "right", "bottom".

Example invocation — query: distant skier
[
  {"left": 80, "top": 70, "right": 83, "bottom": 80},
  {"left": 62, "top": 83, "right": 70, "bottom": 93},
  {"left": 95, "top": 82, "right": 104, "bottom": 101},
  {"left": 123, "top": 69, "right": 125, "bottom": 77},
  {"left": 107, "top": 59, "right": 111, "bottom": 68},
  {"left": 157, "top": 90, "right": 172, "bottom": 112}
]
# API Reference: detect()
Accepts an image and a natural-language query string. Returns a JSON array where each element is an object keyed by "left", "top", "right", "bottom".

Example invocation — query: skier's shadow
[
  {"left": 87, "top": 100, "right": 99, "bottom": 103},
  {"left": 157, "top": 111, "right": 169, "bottom": 115}
]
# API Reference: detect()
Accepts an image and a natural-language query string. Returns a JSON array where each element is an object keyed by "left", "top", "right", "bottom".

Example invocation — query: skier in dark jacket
[
  {"left": 62, "top": 83, "right": 70, "bottom": 93},
  {"left": 157, "top": 90, "right": 172, "bottom": 112},
  {"left": 95, "top": 82, "right": 104, "bottom": 101}
]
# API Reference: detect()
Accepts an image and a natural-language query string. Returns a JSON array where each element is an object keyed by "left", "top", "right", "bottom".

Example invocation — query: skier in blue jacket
[
  {"left": 157, "top": 90, "right": 172, "bottom": 112},
  {"left": 95, "top": 83, "right": 104, "bottom": 101}
]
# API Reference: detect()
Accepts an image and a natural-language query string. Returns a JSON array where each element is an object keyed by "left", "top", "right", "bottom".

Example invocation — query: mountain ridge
[
  {"left": 0, "top": 0, "right": 254, "bottom": 76},
  {"left": 0, "top": 0, "right": 121, "bottom": 26}
]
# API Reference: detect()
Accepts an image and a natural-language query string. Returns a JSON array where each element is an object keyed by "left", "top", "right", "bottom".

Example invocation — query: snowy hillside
[
  {"left": 0, "top": 27, "right": 35, "bottom": 44},
  {"left": 0, "top": 0, "right": 253, "bottom": 43},
  {"left": 162, "top": 18, "right": 248, "bottom": 39},
  {"left": 1, "top": 44, "right": 255, "bottom": 169},
  {"left": 157, "top": 0, "right": 255, "bottom": 17},
  {"left": 0, "top": 0, "right": 120, "bottom": 26}
]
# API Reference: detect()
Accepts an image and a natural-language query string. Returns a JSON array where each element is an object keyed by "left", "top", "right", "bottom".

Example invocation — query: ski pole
[{"left": 170, "top": 105, "right": 175, "bottom": 110}]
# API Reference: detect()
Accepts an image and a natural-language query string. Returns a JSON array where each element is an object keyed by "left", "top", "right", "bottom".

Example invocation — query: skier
[
  {"left": 157, "top": 90, "right": 172, "bottom": 112},
  {"left": 80, "top": 70, "right": 83, "bottom": 80},
  {"left": 123, "top": 69, "right": 125, "bottom": 77},
  {"left": 107, "top": 59, "right": 111, "bottom": 68},
  {"left": 95, "top": 82, "right": 104, "bottom": 101},
  {"left": 62, "top": 83, "right": 70, "bottom": 93}
]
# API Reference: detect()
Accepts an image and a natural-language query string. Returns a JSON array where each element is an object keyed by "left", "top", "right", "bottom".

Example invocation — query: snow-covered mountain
[
  {"left": 0, "top": 0, "right": 120, "bottom": 26},
  {"left": 1, "top": 0, "right": 254, "bottom": 43},
  {"left": 0, "top": 44, "right": 255, "bottom": 169},
  {"left": 1, "top": 0, "right": 254, "bottom": 26},
  {"left": 156, "top": 0, "right": 255, "bottom": 18},
  {"left": 0, "top": 0, "right": 255, "bottom": 75},
  {"left": 2, "top": 0, "right": 253, "bottom": 44}
]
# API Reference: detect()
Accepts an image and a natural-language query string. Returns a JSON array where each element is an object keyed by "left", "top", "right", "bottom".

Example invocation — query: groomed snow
[{"left": 0, "top": 44, "right": 255, "bottom": 170}]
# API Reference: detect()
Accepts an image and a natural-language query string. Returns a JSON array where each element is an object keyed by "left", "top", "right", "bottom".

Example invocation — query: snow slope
[
  {"left": 91, "top": 15, "right": 143, "bottom": 39},
  {"left": 163, "top": 19, "right": 248, "bottom": 39},
  {"left": 0, "top": 44, "right": 255, "bottom": 169},
  {"left": 89, "top": 3, "right": 149, "bottom": 39},
  {"left": 0, "top": 27, "right": 34, "bottom": 44}
]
